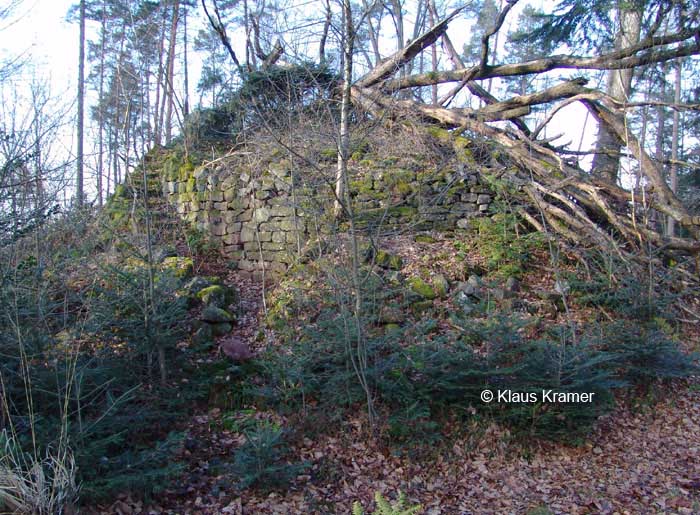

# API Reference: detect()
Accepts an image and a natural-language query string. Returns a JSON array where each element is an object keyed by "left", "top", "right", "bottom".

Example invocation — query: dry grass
[{"left": 0, "top": 433, "right": 78, "bottom": 514}]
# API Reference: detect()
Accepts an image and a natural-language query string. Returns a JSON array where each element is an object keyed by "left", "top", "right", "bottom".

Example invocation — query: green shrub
[
  {"left": 590, "top": 320, "right": 698, "bottom": 384},
  {"left": 185, "top": 225, "right": 218, "bottom": 256},
  {"left": 468, "top": 210, "right": 543, "bottom": 278},
  {"left": 230, "top": 422, "right": 307, "bottom": 491}
]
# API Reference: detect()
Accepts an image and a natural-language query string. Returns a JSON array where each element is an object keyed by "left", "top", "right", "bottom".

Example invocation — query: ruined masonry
[{"left": 162, "top": 156, "right": 492, "bottom": 276}]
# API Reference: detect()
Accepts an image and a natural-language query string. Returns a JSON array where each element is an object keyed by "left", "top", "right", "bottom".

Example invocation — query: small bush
[
  {"left": 469, "top": 211, "right": 543, "bottom": 278},
  {"left": 230, "top": 422, "right": 307, "bottom": 491}
]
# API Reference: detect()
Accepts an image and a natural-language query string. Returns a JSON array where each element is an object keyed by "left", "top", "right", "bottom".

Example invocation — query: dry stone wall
[{"left": 162, "top": 155, "right": 492, "bottom": 276}]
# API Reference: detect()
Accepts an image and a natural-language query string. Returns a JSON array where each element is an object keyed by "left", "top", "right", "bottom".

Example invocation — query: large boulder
[
  {"left": 197, "top": 284, "right": 237, "bottom": 308},
  {"left": 408, "top": 276, "right": 437, "bottom": 299},
  {"left": 201, "top": 305, "right": 235, "bottom": 323}
]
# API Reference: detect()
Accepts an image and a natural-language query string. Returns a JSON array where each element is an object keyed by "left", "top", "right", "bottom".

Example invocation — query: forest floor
[{"left": 100, "top": 235, "right": 700, "bottom": 515}]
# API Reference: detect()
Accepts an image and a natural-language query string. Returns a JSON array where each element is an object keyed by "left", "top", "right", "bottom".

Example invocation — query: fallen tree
[{"left": 347, "top": 4, "right": 700, "bottom": 261}]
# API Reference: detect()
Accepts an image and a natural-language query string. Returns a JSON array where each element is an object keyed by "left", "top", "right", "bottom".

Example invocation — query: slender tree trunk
[
  {"left": 97, "top": 0, "right": 106, "bottom": 206},
  {"left": 486, "top": 0, "right": 504, "bottom": 95},
  {"left": 165, "top": 0, "right": 180, "bottom": 145},
  {"left": 390, "top": 0, "right": 404, "bottom": 51},
  {"left": 428, "top": 5, "right": 437, "bottom": 104},
  {"left": 112, "top": 126, "right": 119, "bottom": 189},
  {"left": 319, "top": 0, "right": 331, "bottom": 64},
  {"left": 335, "top": 0, "right": 353, "bottom": 218},
  {"left": 155, "top": 4, "right": 169, "bottom": 146},
  {"left": 76, "top": 0, "right": 85, "bottom": 207},
  {"left": 244, "top": 0, "right": 252, "bottom": 69},
  {"left": 655, "top": 65, "right": 666, "bottom": 233},
  {"left": 668, "top": 58, "right": 681, "bottom": 236},
  {"left": 183, "top": 4, "right": 190, "bottom": 119},
  {"left": 591, "top": 4, "right": 642, "bottom": 182}
]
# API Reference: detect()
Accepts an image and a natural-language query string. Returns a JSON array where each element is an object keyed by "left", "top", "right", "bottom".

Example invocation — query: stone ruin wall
[{"left": 162, "top": 156, "right": 493, "bottom": 276}]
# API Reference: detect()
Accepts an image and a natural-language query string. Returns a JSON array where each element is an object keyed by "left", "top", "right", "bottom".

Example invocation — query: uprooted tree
[
  {"left": 198, "top": 1, "right": 700, "bottom": 264},
  {"left": 344, "top": 2, "right": 700, "bottom": 260}
]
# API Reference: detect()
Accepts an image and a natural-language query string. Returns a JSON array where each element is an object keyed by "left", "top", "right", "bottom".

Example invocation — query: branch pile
[{"left": 350, "top": 9, "right": 700, "bottom": 258}]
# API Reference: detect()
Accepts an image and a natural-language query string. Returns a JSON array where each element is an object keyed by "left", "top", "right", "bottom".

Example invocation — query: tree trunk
[
  {"left": 335, "top": 0, "right": 354, "bottom": 218},
  {"left": 668, "top": 58, "right": 681, "bottom": 236},
  {"left": 428, "top": 4, "right": 437, "bottom": 105},
  {"left": 97, "top": 0, "right": 106, "bottom": 206},
  {"left": 165, "top": 0, "right": 180, "bottom": 145},
  {"left": 76, "top": 0, "right": 85, "bottom": 207},
  {"left": 591, "top": 4, "right": 642, "bottom": 182},
  {"left": 154, "top": 3, "right": 168, "bottom": 145},
  {"left": 319, "top": 0, "right": 331, "bottom": 64},
  {"left": 183, "top": 4, "right": 190, "bottom": 119}
]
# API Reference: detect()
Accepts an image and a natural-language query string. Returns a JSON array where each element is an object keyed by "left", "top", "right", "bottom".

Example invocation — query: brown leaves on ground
[
  {"left": 158, "top": 383, "right": 700, "bottom": 514},
  {"left": 116, "top": 234, "right": 700, "bottom": 514}
]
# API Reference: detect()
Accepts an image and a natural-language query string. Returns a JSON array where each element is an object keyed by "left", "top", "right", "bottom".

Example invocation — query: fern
[{"left": 352, "top": 491, "right": 422, "bottom": 515}]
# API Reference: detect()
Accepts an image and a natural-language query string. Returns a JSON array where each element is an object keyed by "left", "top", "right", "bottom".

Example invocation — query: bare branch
[
  {"left": 356, "top": 5, "right": 465, "bottom": 88},
  {"left": 381, "top": 31, "right": 700, "bottom": 91}
]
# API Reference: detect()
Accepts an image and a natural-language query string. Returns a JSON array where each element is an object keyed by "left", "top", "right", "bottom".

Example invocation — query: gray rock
[
  {"left": 492, "top": 288, "right": 516, "bottom": 301},
  {"left": 455, "top": 291, "right": 475, "bottom": 315},
  {"left": 183, "top": 276, "right": 212, "bottom": 297},
  {"left": 505, "top": 277, "right": 520, "bottom": 292},
  {"left": 211, "top": 323, "right": 233, "bottom": 336},
  {"left": 253, "top": 207, "right": 271, "bottom": 223},
  {"left": 467, "top": 275, "right": 482, "bottom": 288},
  {"left": 201, "top": 305, "right": 234, "bottom": 323}
]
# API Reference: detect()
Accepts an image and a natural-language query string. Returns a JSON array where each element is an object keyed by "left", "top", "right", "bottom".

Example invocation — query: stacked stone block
[{"left": 162, "top": 157, "right": 492, "bottom": 276}]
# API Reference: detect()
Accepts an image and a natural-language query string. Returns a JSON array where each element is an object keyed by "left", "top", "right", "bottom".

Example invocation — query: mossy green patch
[
  {"left": 410, "top": 299, "right": 434, "bottom": 315},
  {"left": 162, "top": 256, "right": 194, "bottom": 278},
  {"left": 388, "top": 206, "right": 417, "bottom": 218},
  {"left": 319, "top": 147, "right": 337, "bottom": 161},
  {"left": 201, "top": 305, "right": 234, "bottom": 323},
  {"left": 408, "top": 276, "right": 437, "bottom": 299},
  {"left": 394, "top": 181, "right": 413, "bottom": 196},
  {"left": 197, "top": 284, "right": 236, "bottom": 308},
  {"left": 186, "top": 176, "right": 196, "bottom": 192},
  {"left": 432, "top": 274, "right": 449, "bottom": 298},
  {"left": 375, "top": 250, "right": 403, "bottom": 270}
]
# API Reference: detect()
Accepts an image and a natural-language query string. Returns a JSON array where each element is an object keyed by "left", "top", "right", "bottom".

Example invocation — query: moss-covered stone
[
  {"left": 375, "top": 250, "right": 403, "bottom": 270},
  {"left": 394, "top": 180, "right": 413, "bottom": 196},
  {"left": 197, "top": 284, "right": 236, "bottom": 308},
  {"left": 201, "top": 305, "right": 234, "bottom": 323},
  {"left": 414, "top": 234, "right": 437, "bottom": 243},
  {"left": 408, "top": 276, "right": 437, "bottom": 299},
  {"left": 162, "top": 256, "right": 194, "bottom": 278},
  {"left": 432, "top": 274, "right": 449, "bottom": 298},
  {"left": 183, "top": 276, "right": 212, "bottom": 297},
  {"left": 319, "top": 147, "right": 337, "bottom": 161},
  {"left": 185, "top": 176, "right": 196, "bottom": 193},
  {"left": 410, "top": 299, "right": 434, "bottom": 315},
  {"left": 388, "top": 206, "right": 417, "bottom": 218},
  {"left": 211, "top": 322, "right": 233, "bottom": 336}
]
